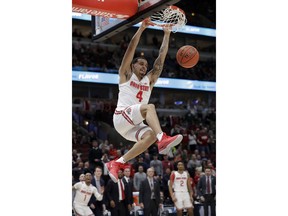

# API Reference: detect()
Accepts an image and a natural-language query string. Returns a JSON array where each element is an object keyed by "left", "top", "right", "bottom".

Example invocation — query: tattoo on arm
[
  {"left": 152, "top": 59, "right": 163, "bottom": 77},
  {"left": 149, "top": 34, "right": 169, "bottom": 84}
]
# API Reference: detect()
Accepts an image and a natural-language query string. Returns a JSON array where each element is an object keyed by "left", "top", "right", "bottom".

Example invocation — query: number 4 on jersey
[{"left": 136, "top": 90, "right": 143, "bottom": 102}]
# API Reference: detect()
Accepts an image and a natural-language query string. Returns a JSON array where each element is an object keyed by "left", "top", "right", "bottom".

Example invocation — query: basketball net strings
[{"left": 150, "top": 7, "right": 187, "bottom": 33}]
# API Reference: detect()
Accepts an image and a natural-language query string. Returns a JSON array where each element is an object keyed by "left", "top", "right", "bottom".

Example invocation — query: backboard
[{"left": 91, "top": 0, "right": 181, "bottom": 42}]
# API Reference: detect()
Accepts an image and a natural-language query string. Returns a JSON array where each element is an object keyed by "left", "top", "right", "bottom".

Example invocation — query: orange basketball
[{"left": 176, "top": 45, "right": 199, "bottom": 68}]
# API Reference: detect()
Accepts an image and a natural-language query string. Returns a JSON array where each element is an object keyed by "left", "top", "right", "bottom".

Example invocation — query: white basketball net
[{"left": 150, "top": 6, "right": 187, "bottom": 33}]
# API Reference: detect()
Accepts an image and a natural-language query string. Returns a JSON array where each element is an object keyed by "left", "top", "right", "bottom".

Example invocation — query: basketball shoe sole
[{"left": 158, "top": 134, "right": 183, "bottom": 155}]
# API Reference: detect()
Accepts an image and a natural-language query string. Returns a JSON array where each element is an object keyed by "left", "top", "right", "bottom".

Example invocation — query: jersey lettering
[{"left": 130, "top": 81, "right": 149, "bottom": 91}]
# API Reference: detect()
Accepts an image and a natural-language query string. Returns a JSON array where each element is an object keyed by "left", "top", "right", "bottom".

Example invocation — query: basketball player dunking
[
  {"left": 169, "top": 161, "right": 194, "bottom": 216},
  {"left": 105, "top": 18, "right": 183, "bottom": 183}
]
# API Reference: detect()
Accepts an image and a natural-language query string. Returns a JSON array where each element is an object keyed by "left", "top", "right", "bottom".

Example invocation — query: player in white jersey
[
  {"left": 105, "top": 18, "right": 183, "bottom": 183},
  {"left": 73, "top": 172, "right": 104, "bottom": 216},
  {"left": 169, "top": 161, "right": 194, "bottom": 216}
]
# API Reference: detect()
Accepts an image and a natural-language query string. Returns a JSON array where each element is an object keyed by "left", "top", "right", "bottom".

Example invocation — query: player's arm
[
  {"left": 168, "top": 171, "right": 176, "bottom": 201},
  {"left": 72, "top": 182, "right": 80, "bottom": 190},
  {"left": 148, "top": 27, "right": 171, "bottom": 86},
  {"left": 93, "top": 187, "right": 103, "bottom": 201},
  {"left": 118, "top": 19, "right": 150, "bottom": 83}
]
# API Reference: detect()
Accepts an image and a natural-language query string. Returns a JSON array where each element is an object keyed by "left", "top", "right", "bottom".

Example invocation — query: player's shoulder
[
  {"left": 170, "top": 170, "right": 177, "bottom": 176},
  {"left": 73, "top": 181, "right": 82, "bottom": 187},
  {"left": 119, "top": 69, "right": 133, "bottom": 84}
]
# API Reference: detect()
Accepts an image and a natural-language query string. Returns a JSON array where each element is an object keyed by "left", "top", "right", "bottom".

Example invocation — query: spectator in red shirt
[
  {"left": 108, "top": 144, "right": 118, "bottom": 160},
  {"left": 193, "top": 168, "right": 202, "bottom": 187},
  {"left": 115, "top": 149, "right": 123, "bottom": 160},
  {"left": 180, "top": 128, "right": 189, "bottom": 149},
  {"left": 196, "top": 127, "right": 210, "bottom": 155},
  {"left": 162, "top": 155, "right": 174, "bottom": 172}
]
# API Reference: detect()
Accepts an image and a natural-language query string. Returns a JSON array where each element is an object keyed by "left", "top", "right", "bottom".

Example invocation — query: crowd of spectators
[
  {"left": 72, "top": 96, "right": 216, "bottom": 215},
  {"left": 72, "top": 31, "right": 216, "bottom": 82}
]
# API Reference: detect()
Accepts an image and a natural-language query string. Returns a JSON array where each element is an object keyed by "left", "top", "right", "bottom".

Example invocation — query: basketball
[{"left": 176, "top": 45, "right": 199, "bottom": 68}]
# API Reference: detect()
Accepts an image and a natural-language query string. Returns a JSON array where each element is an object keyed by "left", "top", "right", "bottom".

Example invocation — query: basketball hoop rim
[
  {"left": 168, "top": 5, "right": 185, "bottom": 14},
  {"left": 148, "top": 5, "right": 186, "bottom": 29}
]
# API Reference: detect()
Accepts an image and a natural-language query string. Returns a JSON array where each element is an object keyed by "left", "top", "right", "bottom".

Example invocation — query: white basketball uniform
[
  {"left": 73, "top": 182, "right": 103, "bottom": 216},
  {"left": 170, "top": 171, "right": 193, "bottom": 209},
  {"left": 113, "top": 73, "right": 153, "bottom": 142}
]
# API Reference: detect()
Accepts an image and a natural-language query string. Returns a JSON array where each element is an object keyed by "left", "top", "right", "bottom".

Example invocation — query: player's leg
[
  {"left": 122, "top": 129, "right": 156, "bottom": 162},
  {"left": 73, "top": 204, "right": 86, "bottom": 216},
  {"left": 114, "top": 104, "right": 183, "bottom": 153},
  {"left": 174, "top": 192, "right": 184, "bottom": 216},
  {"left": 186, "top": 208, "right": 194, "bottom": 216},
  {"left": 140, "top": 104, "right": 183, "bottom": 154},
  {"left": 183, "top": 203, "right": 194, "bottom": 216},
  {"left": 106, "top": 128, "right": 156, "bottom": 182},
  {"left": 84, "top": 205, "right": 95, "bottom": 216},
  {"left": 106, "top": 105, "right": 155, "bottom": 182},
  {"left": 120, "top": 103, "right": 183, "bottom": 157},
  {"left": 106, "top": 104, "right": 182, "bottom": 182},
  {"left": 182, "top": 192, "right": 194, "bottom": 216},
  {"left": 140, "top": 104, "right": 162, "bottom": 133},
  {"left": 176, "top": 209, "right": 183, "bottom": 216}
]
